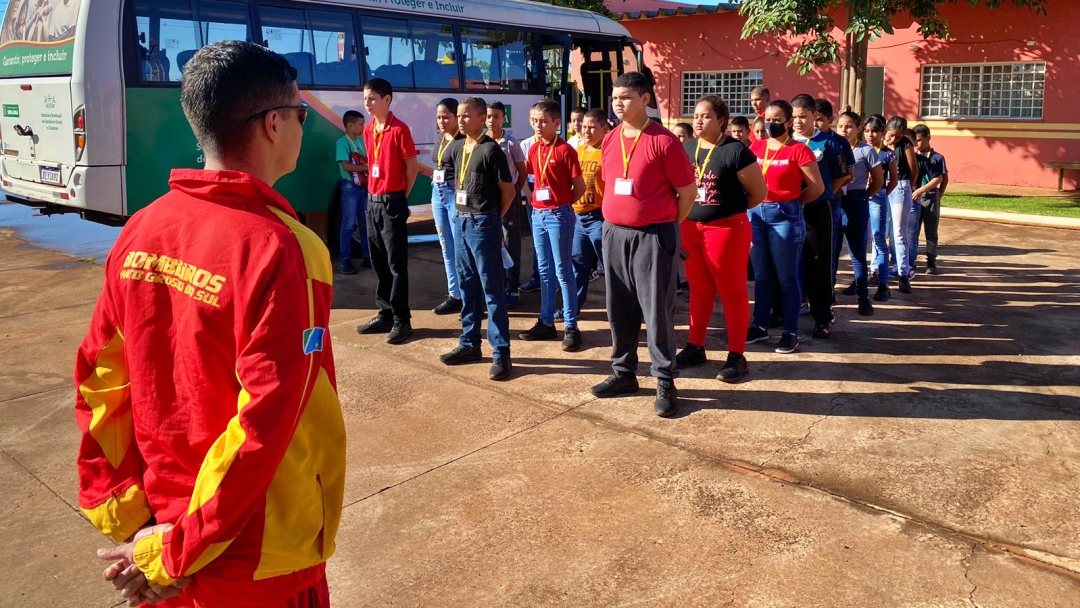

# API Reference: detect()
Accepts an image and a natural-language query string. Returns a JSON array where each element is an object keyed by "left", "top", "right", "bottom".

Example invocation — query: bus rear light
[
  {"left": 73, "top": 106, "right": 86, "bottom": 162},
  {"left": 59, "top": 192, "right": 69, "bottom": 200},
  {"left": 20, "top": 84, "right": 31, "bottom": 91},
  {"left": 2, "top": 180, "right": 10, "bottom": 188}
]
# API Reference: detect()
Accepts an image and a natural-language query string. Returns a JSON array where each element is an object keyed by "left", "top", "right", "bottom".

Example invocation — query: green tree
[{"left": 739, "top": 0, "right": 1047, "bottom": 115}]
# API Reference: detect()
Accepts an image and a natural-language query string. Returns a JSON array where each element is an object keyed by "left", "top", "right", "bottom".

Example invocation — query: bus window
[
  {"left": 361, "top": 17, "right": 413, "bottom": 89},
  {"left": 259, "top": 6, "right": 314, "bottom": 85},
  {"left": 309, "top": 11, "right": 359, "bottom": 87},
  {"left": 134, "top": 0, "right": 198, "bottom": 83},
  {"left": 459, "top": 28, "right": 535, "bottom": 93},
  {"left": 407, "top": 21, "right": 455, "bottom": 90},
  {"left": 198, "top": 1, "right": 251, "bottom": 48}
]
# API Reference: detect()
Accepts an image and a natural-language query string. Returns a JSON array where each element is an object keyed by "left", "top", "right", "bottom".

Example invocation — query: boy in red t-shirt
[
  {"left": 355, "top": 78, "right": 419, "bottom": 345},
  {"left": 518, "top": 99, "right": 586, "bottom": 352},
  {"left": 591, "top": 72, "right": 697, "bottom": 418}
]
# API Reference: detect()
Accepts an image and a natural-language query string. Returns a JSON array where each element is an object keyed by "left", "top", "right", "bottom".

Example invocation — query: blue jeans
[
  {"left": 868, "top": 192, "right": 889, "bottom": 286},
  {"left": 888, "top": 180, "right": 913, "bottom": 279},
  {"left": 454, "top": 210, "right": 510, "bottom": 358},
  {"left": 750, "top": 201, "right": 805, "bottom": 336},
  {"left": 571, "top": 210, "right": 604, "bottom": 311},
  {"left": 532, "top": 204, "right": 578, "bottom": 327},
  {"left": 841, "top": 189, "right": 871, "bottom": 298},
  {"left": 524, "top": 198, "right": 541, "bottom": 284},
  {"left": 432, "top": 181, "right": 460, "bottom": 299},
  {"left": 340, "top": 179, "right": 368, "bottom": 262}
]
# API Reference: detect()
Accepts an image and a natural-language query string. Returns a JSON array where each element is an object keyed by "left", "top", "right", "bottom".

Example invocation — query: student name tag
[
  {"left": 695, "top": 187, "right": 707, "bottom": 203},
  {"left": 535, "top": 187, "right": 552, "bottom": 202},
  {"left": 371, "top": 165, "right": 381, "bottom": 179},
  {"left": 456, "top": 190, "right": 468, "bottom": 206},
  {"left": 614, "top": 178, "right": 633, "bottom": 196},
  {"left": 433, "top": 169, "right": 446, "bottom": 184}
]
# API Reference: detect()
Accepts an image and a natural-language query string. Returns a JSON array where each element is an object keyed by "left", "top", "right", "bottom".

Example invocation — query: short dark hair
[
  {"left": 886, "top": 116, "right": 909, "bottom": 133},
  {"left": 839, "top": 111, "right": 862, "bottom": 126},
  {"left": 437, "top": 97, "right": 459, "bottom": 113},
  {"left": 864, "top": 114, "right": 887, "bottom": 132},
  {"left": 673, "top": 122, "right": 693, "bottom": 136},
  {"left": 343, "top": 110, "right": 364, "bottom": 127},
  {"left": 180, "top": 41, "right": 297, "bottom": 159},
  {"left": 790, "top": 94, "right": 816, "bottom": 111},
  {"left": 767, "top": 100, "right": 793, "bottom": 122},
  {"left": 613, "top": 71, "right": 652, "bottom": 96},
  {"left": 583, "top": 108, "right": 608, "bottom": 123},
  {"left": 570, "top": 107, "right": 585, "bottom": 117},
  {"left": 696, "top": 95, "right": 730, "bottom": 122},
  {"left": 750, "top": 86, "right": 770, "bottom": 99},
  {"left": 752, "top": 116, "right": 765, "bottom": 126},
  {"left": 488, "top": 100, "right": 507, "bottom": 115},
  {"left": 730, "top": 116, "right": 750, "bottom": 129},
  {"left": 815, "top": 98, "right": 834, "bottom": 119},
  {"left": 530, "top": 98, "right": 560, "bottom": 119},
  {"left": 912, "top": 124, "right": 932, "bottom": 138},
  {"left": 364, "top": 77, "right": 393, "bottom": 100},
  {"left": 460, "top": 96, "right": 487, "bottom": 114}
]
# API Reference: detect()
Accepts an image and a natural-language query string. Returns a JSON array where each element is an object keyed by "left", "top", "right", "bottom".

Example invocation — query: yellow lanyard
[
  {"left": 437, "top": 133, "right": 455, "bottom": 165},
  {"left": 760, "top": 136, "right": 789, "bottom": 179},
  {"left": 619, "top": 118, "right": 650, "bottom": 178},
  {"left": 694, "top": 136, "right": 720, "bottom": 185},
  {"left": 537, "top": 137, "right": 558, "bottom": 187},
  {"left": 459, "top": 135, "right": 486, "bottom": 185},
  {"left": 373, "top": 116, "right": 393, "bottom": 164}
]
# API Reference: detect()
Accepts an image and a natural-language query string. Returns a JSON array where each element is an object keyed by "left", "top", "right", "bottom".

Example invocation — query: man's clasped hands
[{"left": 97, "top": 524, "right": 191, "bottom": 607}]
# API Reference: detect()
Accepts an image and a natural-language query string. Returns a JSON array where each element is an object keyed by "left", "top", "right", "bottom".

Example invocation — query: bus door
[
  {"left": 539, "top": 33, "right": 570, "bottom": 128},
  {"left": 573, "top": 39, "right": 621, "bottom": 116}
]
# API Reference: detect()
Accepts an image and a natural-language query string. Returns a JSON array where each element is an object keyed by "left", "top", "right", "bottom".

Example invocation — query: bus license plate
[{"left": 40, "top": 166, "right": 61, "bottom": 185}]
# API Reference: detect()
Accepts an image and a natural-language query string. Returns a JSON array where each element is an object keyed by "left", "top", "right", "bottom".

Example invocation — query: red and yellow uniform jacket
[{"left": 74, "top": 170, "right": 346, "bottom": 607}]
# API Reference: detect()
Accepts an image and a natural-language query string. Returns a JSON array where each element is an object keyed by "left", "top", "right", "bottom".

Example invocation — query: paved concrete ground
[{"left": 1, "top": 208, "right": 1078, "bottom": 607}]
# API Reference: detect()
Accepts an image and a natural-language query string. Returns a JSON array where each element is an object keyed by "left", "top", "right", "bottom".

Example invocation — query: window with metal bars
[
  {"left": 920, "top": 62, "right": 1045, "bottom": 119},
  {"left": 680, "top": 70, "right": 764, "bottom": 116}
]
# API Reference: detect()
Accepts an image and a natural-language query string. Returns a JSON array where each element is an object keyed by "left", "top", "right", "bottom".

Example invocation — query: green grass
[{"left": 942, "top": 193, "right": 1080, "bottom": 219}]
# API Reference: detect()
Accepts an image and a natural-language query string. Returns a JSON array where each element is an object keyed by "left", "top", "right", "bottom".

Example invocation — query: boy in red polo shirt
[
  {"left": 591, "top": 72, "right": 697, "bottom": 417},
  {"left": 356, "top": 78, "right": 419, "bottom": 345},
  {"left": 518, "top": 99, "right": 586, "bottom": 352}
]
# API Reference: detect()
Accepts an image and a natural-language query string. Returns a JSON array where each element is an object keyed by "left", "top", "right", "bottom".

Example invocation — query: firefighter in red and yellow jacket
[{"left": 74, "top": 42, "right": 345, "bottom": 608}]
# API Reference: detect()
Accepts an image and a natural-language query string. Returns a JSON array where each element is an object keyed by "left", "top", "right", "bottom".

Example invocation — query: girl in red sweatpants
[{"left": 675, "top": 95, "right": 768, "bottom": 382}]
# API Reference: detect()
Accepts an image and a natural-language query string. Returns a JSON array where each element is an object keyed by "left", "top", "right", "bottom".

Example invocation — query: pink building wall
[{"left": 613, "top": 1, "right": 1080, "bottom": 189}]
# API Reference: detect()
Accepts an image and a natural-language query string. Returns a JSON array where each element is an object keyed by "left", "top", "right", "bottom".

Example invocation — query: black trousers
[
  {"left": 802, "top": 199, "right": 834, "bottom": 325},
  {"left": 602, "top": 221, "right": 679, "bottom": 380},
  {"left": 367, "top": 193, "right": 411, "bottom": 322}
]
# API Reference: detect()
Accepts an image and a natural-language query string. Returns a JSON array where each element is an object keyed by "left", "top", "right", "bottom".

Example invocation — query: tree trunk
[
  {"left": 841, "top": 34, "right": 869, "bottom": 116},
  {"left": 840, "top": 30, "right": 853, "bottom": 113}
]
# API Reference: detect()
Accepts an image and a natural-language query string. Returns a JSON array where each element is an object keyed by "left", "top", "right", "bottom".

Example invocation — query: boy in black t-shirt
[
  {"left": 439, "top": 97, "right": 517, "bottom": 381},
  {"left": 911, "top": 124, "right": 948, "bottom": 274}
]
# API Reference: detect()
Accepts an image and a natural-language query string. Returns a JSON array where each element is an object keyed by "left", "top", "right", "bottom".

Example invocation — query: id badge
[
  {"left": 535, "top": 187, "right": 552, "bottom": 202},
  {"left": 352, "top": 173, "right": 362, "bottom": 186},
  {"left": 614, "top": 178, "right": 633, "bottom": 196},
  {"left": 695, "top": 187, "right": 707, "bottom": 203},
  {"left": 456, "top": 190, "right": 468, "bottom": 206},
  {"left": 371, "top": 165, "right": 381, "bottom": 179},
  {"left": 433, "top": 169, "right": 446, "bottom": 184}
]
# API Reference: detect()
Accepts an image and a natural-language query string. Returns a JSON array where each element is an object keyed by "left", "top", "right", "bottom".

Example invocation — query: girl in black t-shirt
[
  {"left": 885, "top": 116, "right": 919, "bottom": 293},
  {"left": 675, "top": 95, "right": 768, "bottom": 382}
]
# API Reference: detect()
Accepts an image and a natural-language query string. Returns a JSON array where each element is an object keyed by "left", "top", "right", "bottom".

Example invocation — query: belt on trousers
[
  {"left": 369, "top": 191, "right": 406, "bottom": 203},
  {"left": 577, "top": 209, "right": 603, "bottom": 219}
]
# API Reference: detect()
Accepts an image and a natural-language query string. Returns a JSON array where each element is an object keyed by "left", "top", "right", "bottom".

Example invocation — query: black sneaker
[
  {"left": 519, "top": 320, "right": 557, "bottom": 341},
  {"left": 717, "top": 352, "right": 748, "bottom": 383},
  {"left": 357, "top": 317, "right": 393, "bottom": 334},
  {"left": 562, "top": 327, "right": 581, "bottom": 352},
  {"left": 386, "top": 322, "right": 413, "bottom": 345},
  {"left": 775, "top": 332, "right": 799, "bottom": 354},
  {"left": 337, "top": 260, "right": 358, "bottom": 275},
  {"left": 898, "top": 276, "right": 912, "bottom": 294},
  {"left": 433, "top": 296, "right": 463, "bottom": 315},
  {"left": 505, "top": 290, "right": 521, "bottom": 310},
  {"left": 925, "top": 263, "right": 939, "bottom": 275},
  {"left": 440, "top": 345, "right": 482, "bottom": 366},
  {"left": 675, "top": 344, "right": 707, "bottom": 369},
  {"left": 813, "top": 323, "right": 832, "bottom": 340},
  {"left": 519, "top": 278, "right": 541, "bottom": 293},
  {"left": 489, "top": 357, "right": 512, "bottom": 381},
  {"left": 590, "top": 372, "right": 639, "bottom": 398},
  {"left": 858, "top": 298, "right": 874, "bottom": 316},
  {"left": 655, "top": 379, "right": 678, "bottom": 418},
  {"left": 746, "top": 325, "right": 769, "bottom": 345},
  {"left": 873, "top": 284, "right": 891, "bottom": 302},
  {"left": 842, "top": 281, "right": 857, "bottom": 296}
]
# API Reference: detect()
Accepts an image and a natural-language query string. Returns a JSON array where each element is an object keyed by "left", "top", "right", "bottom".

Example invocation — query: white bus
[{"left": 0, "top": 0, "right": 654, "bottom": 231}]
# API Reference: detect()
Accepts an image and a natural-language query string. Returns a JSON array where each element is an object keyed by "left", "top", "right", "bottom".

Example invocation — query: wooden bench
[{"left": 1043, "top": 161, "right": 1080, "bottom": 191}]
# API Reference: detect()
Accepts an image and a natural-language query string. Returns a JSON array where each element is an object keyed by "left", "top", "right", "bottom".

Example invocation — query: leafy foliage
[{"left": 739, "top": 0, "right": 1047, "bottom": 75}]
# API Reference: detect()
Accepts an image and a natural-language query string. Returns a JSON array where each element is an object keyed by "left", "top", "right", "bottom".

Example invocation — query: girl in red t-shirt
[{"left": 746, "top": 101, "right": 824, "bottom": 354}]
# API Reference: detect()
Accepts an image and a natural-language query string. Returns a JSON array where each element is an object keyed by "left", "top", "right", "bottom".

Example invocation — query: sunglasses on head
[{"left": 246, "top": 102, "right": 309, "bottom": 125}]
